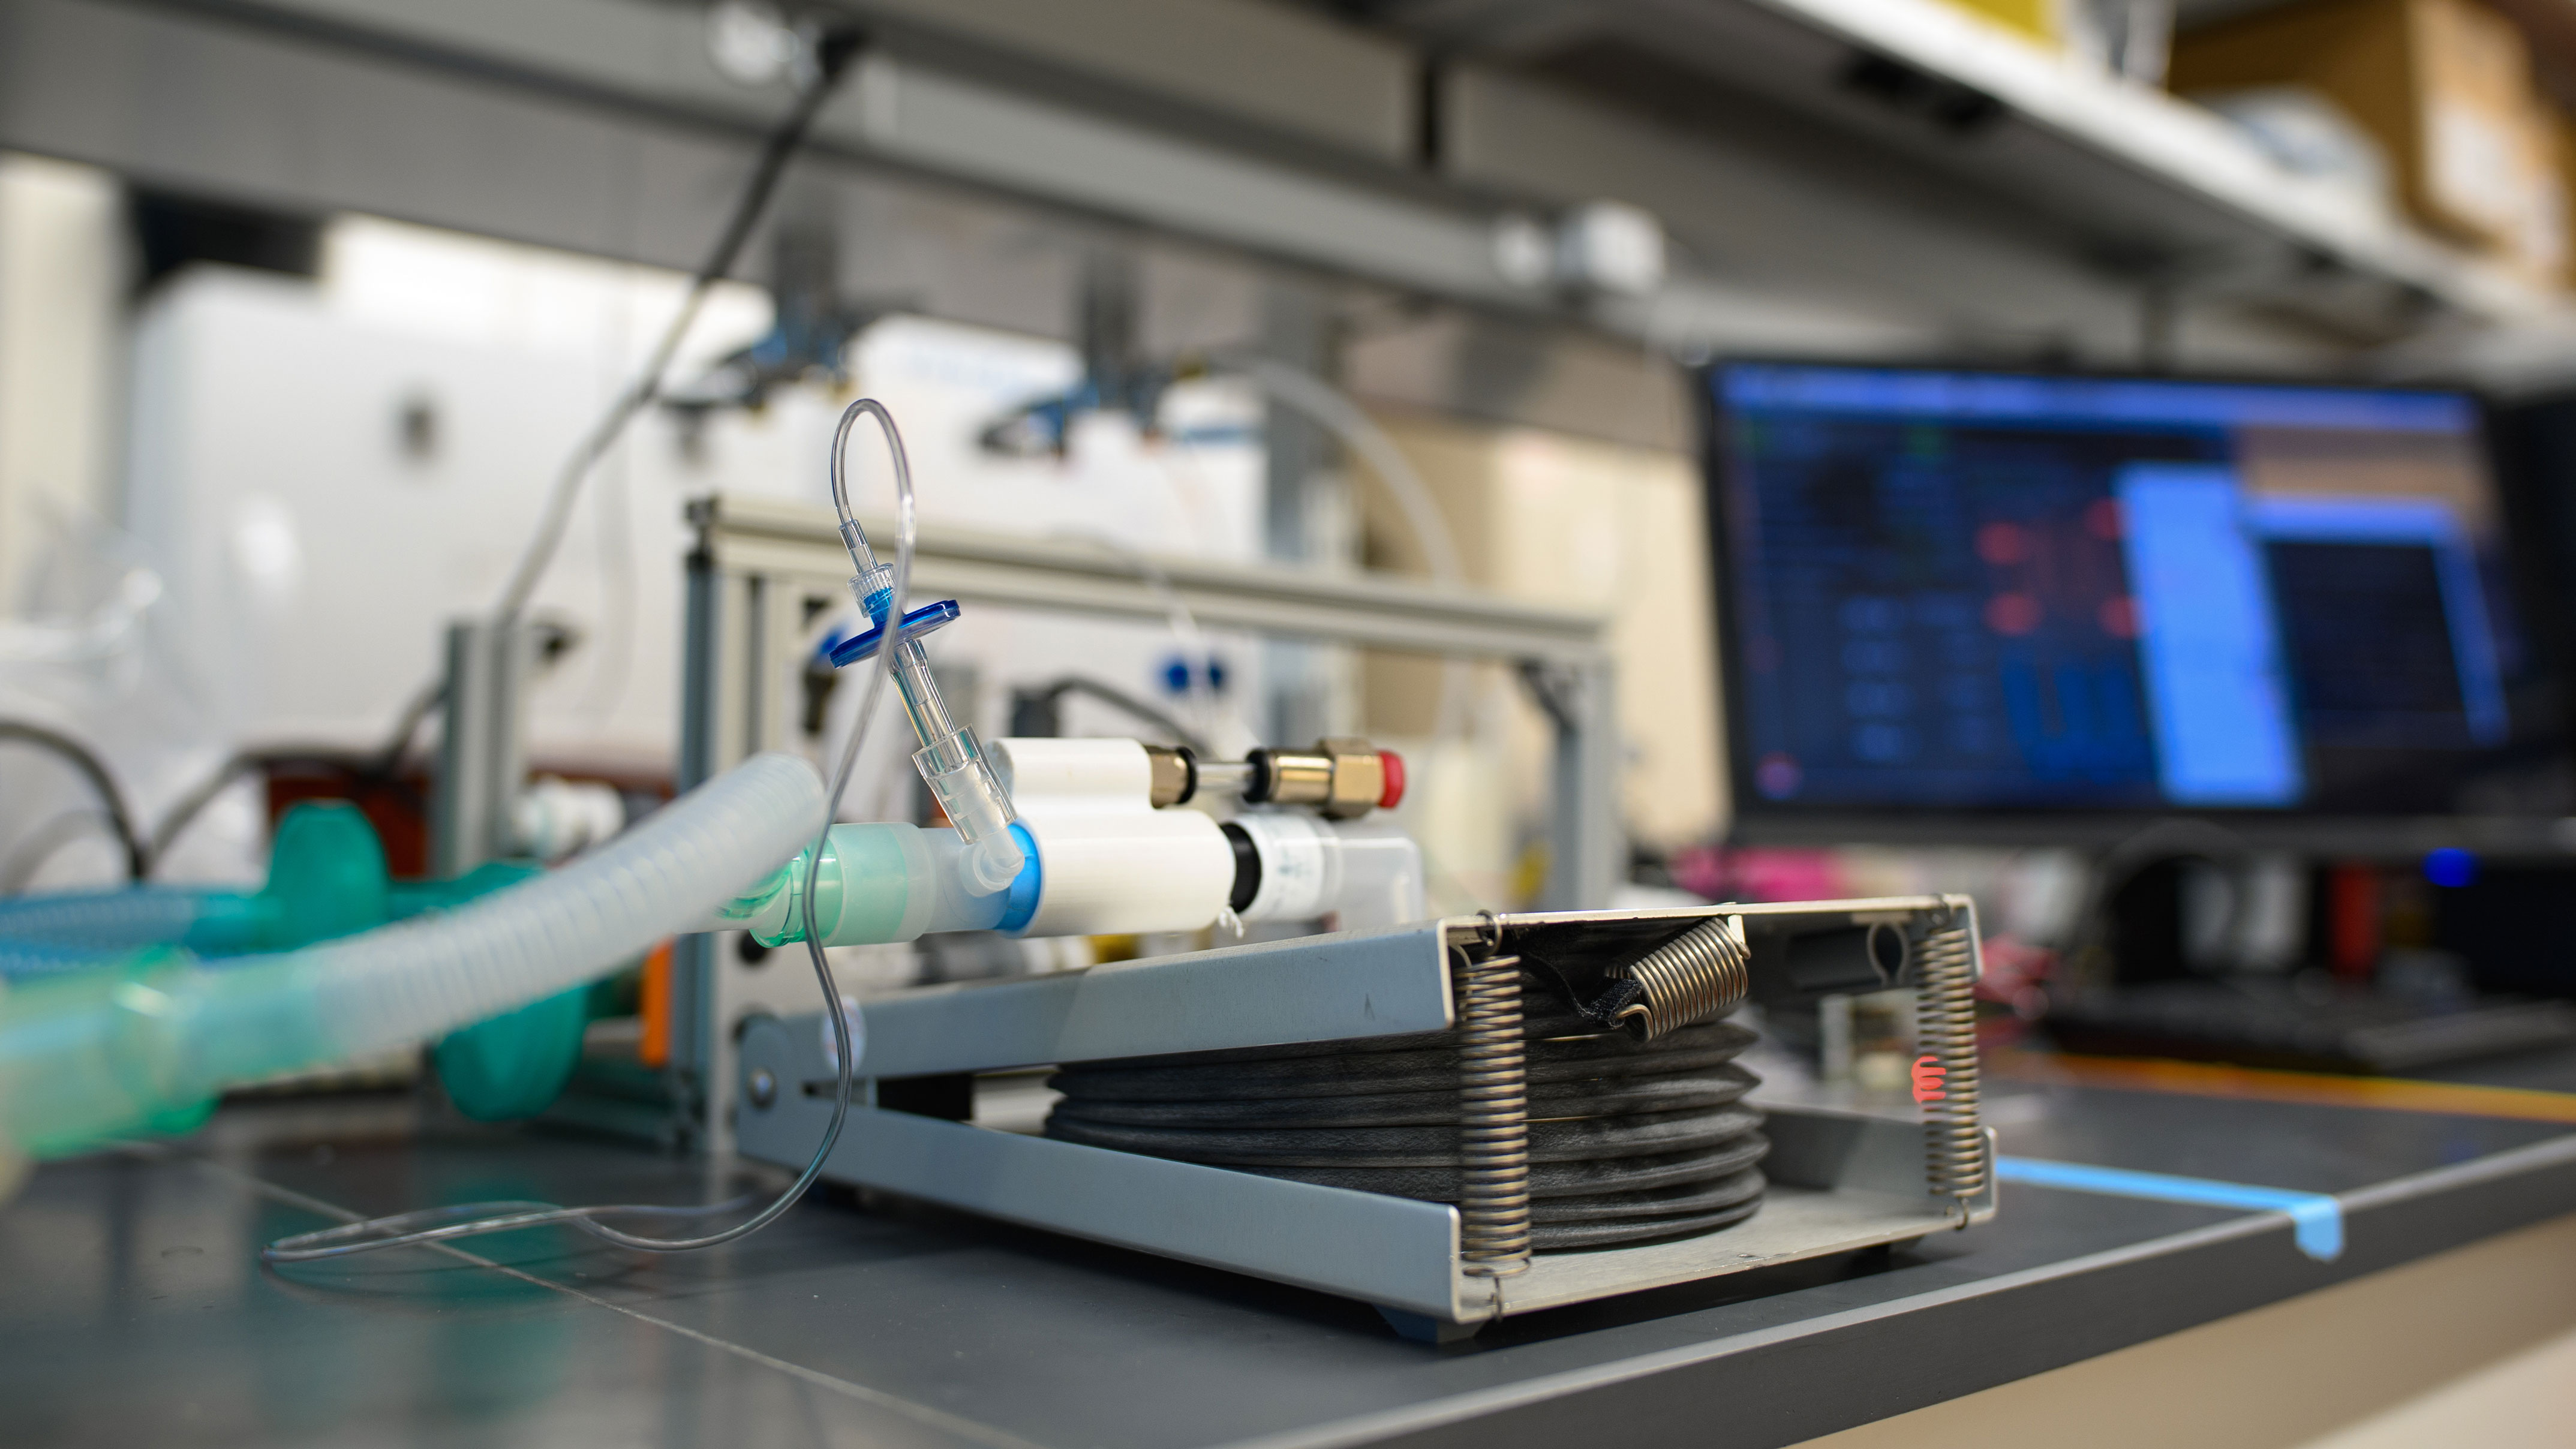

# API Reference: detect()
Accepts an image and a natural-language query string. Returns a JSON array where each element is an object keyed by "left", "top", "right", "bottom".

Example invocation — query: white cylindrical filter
[
  {"left": 1231, "top": 811, "right": 1426, "bottom": 931},
  {"left": 1012, "top": 810, "right": 1234, "bottom": 937},
  {"left": 1233, "top": 810, "right": 1335, "bottom": 922},
  {"left": 989, "top": 737, "right": 1154, "bottom": 808}
]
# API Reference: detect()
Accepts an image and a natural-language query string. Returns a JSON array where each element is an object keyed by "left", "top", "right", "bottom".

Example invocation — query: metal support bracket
[{"left": 735, "top": 899, "right": 1998, "bottom": 1328}]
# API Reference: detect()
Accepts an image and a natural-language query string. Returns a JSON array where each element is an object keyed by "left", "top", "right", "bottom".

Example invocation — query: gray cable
[
  {"left": 349, "top": 28, "right": 868, "bottom": 775},
  {"left": 490, "top": 28, "right": 867, "bottom": 626},
  {"left": 1027, "top": 675, "right": 1209, "bottom": 756}
]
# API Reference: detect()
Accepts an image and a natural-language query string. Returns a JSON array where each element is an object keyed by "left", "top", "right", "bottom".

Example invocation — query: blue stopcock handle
[{"left": 828, "top": 599, "right": 961, "bottom": 669}]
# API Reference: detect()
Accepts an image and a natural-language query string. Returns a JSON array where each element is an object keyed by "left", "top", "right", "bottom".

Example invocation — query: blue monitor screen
[{"left": 1708, "top": 362, "right": 2526, "bottom": 817}]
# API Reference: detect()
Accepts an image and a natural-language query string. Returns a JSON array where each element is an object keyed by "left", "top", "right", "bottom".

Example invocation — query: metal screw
[{"left": 746, "top": 1067, "right": 778, "bottom": 1109}]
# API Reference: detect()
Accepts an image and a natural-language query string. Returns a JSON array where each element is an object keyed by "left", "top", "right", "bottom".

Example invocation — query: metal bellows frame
[{"left": 735, "top": 897, "right": 1997, "bottom": 1336}]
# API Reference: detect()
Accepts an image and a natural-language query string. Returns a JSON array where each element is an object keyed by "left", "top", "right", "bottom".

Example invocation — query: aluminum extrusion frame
[{"left": 680, "top": 491, "right": 1619, "bottom": 1156}]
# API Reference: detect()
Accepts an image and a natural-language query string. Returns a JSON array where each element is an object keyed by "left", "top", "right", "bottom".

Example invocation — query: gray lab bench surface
[{"left": 5, "top": 1050, "right": 2575, "bottom": 1449}]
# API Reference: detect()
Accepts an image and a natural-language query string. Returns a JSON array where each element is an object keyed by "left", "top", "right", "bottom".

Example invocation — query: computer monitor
[{"left": 1703, "top": 360, "right": 2566, "bottom": 843}]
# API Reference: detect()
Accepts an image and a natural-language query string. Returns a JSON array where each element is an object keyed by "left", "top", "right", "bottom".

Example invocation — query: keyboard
[{"left": 2041, "top": 980, "right": 2576, "bottom": 1075}]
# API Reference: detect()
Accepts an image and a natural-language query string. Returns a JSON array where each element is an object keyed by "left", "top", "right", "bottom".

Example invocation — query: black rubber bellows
[{"left": 1045, "top": 1006, "right": 1768, "bottom": 1251}]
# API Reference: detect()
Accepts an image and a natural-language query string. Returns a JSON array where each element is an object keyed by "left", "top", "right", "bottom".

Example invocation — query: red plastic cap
[{"left": 1376, "top": 749, "right": 1406, "bottom": 810}]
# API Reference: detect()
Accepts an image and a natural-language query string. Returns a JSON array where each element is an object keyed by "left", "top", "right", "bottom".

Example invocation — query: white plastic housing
[
  {"left": 990, "top": 737, "right": 1233, "bottom": 937},
  {"left": 991, "top": 737, "right": 1158, "bottom": 802},
  {"left": 1014, "top": 811, "right": 1234, "bottom": 937}
]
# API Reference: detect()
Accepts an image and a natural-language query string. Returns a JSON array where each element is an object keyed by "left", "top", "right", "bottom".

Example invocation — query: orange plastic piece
[{"left": 639, "top": 937, "right": 674, "bottom": 1068}]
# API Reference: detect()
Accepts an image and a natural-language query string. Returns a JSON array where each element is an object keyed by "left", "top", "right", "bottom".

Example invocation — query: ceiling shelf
[{"left": 1392, "top": 0, "right": 2572, "bottom": 338}]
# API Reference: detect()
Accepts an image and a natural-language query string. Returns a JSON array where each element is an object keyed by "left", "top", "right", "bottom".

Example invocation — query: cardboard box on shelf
[
  {"left": 2173, "top": 0, "right": 2561, "bottom": 266},
  {"left": 1937, "top": 0, "right": 2177, "bottom": 79},
  {"left": 2509, "top": 108, "right": 2568, "bottom": 284},
  {"left": 2532, "top": 108, "right": 2576, "bottom": 286},
  {"left": 1940, "top": 0, "right": 2067, "bottom": 49}
]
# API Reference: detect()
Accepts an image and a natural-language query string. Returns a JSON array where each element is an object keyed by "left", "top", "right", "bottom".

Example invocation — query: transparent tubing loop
[
  {"left": 1220, "top": 357, "right": 1489, "bottom": 913},
  {"left": 265, "top": 401, "right": 919, "bottom": 1262},
  {"left": 831, "top": 401, "right": 1021, "bottom": 894},
  {"left": 1221, "top": 358, "right": 1471, "bottom": 746}
]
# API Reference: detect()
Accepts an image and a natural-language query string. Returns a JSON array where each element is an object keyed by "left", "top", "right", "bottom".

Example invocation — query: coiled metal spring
[
  {"left": 1912, "top": 921, "right": 1986, "bottom": 1209},
  {"left": 1455, "top": 946, "right": 1532, "bottom": 1276},
  {"left": 1610, "top": 915, "right": 1751, "bottom": 1042}
]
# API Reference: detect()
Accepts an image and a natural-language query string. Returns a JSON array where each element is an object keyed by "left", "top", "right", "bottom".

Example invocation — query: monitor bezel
[{"left": 1694, "top": 356, "right": 2571, "bottom": 853}]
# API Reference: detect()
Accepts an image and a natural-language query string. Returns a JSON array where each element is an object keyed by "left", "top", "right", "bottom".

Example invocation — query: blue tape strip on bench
[{"left": 1994, "top": 1155, "right": 2344, "bottom": 1262}]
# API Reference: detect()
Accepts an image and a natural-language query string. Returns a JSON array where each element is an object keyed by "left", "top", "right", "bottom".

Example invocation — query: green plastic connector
[{"left": 0, "top": 947, "right": 331, "bottom": 1161}]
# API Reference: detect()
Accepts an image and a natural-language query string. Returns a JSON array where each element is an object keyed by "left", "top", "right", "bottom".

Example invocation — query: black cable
[
  {"left": 366, "top": 678, "right": 446, "bottom": 783},
  {"left": 1015, "top": 675, "right": 1209, "bottom": 756},
  {"left": 148, "top": 754, "right": 260, "bottom": 870},
  {"left": 359, "top": 24, "right": 870, "bottom": 773},
  {"left": 0, "top": 721, "right": 145, "bottom": 881},
  {"left": 2062, "top": 816, "right": 2258, "bottom": 988},
  {"left": 149, "top": 747, "right": 433, "bottom": 877},
  {"left": 489, "top": 23, "right": 868, "bottom": 624}
]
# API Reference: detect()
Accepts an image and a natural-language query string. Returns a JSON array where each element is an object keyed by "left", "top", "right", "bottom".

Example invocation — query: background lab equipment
[
  {"left": 1706, "top": 359, "right": 2576, "bottom": 1071},
  {"left": 1708, "top": 362, "right": 2553, "bottom": 828}
]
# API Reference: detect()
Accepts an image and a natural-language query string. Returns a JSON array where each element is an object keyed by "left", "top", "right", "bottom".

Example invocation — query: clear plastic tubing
[
  {"left": 0, "top": 751, "right": 823, "bottom": 1166},
  {"left": 828, "top": 404, "right": 1022, "bottom": 895},
  {"left": 892, "top": 637, "right": 1021, "bottom": 893}
]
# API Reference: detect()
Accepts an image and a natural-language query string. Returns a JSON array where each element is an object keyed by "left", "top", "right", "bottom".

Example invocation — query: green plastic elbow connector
[
  {"left": 0, "top": 806, "right": 585, "bottom": 1128},
  {"left": 711, "top": 822, "right": 1012, "bottom": 947},
  {"left": 0, "top": 749, "right": 833, "bottom": 1179},
  {"left": 0, "top": 946, "right": 333, "bottom": 1164}
]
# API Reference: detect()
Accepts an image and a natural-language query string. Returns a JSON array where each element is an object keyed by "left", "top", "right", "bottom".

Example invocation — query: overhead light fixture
[
  {"left": 1489, "top": 202, "right": 1669, "bottom": 297},
  {"left": 707, "top": 0, "right": 806, "bottom": 88},
  {"left": 1556, "top": 200, "right": 1667, "bottom": 297}
]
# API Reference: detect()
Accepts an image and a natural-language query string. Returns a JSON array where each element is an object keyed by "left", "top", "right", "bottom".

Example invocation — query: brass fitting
[
  {"left": 1254, "top": 747, "right": 1331, "bottom": 807},
  {"left": 1248, "top": 738, "right": 1386, "bottom": 819},
  {"left": 1142, "top": 744, "right": 1195, "bottom": 808},
  {"left": 1316, "top": 736, "right": 1385, "bottom": 819}
]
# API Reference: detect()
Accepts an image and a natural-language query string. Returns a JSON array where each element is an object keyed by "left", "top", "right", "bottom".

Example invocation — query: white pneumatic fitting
[
  {"left": 513, "top": 777, "right": 627, "bottom": 862},
  {"left": 985, "top": 738, "right": 1230, "bottom": 937}
]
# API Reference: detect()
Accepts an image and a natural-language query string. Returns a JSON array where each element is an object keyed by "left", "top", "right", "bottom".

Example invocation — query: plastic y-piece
[{"left": 833, "top": 527, "right": 1023, "bottom": 895}]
